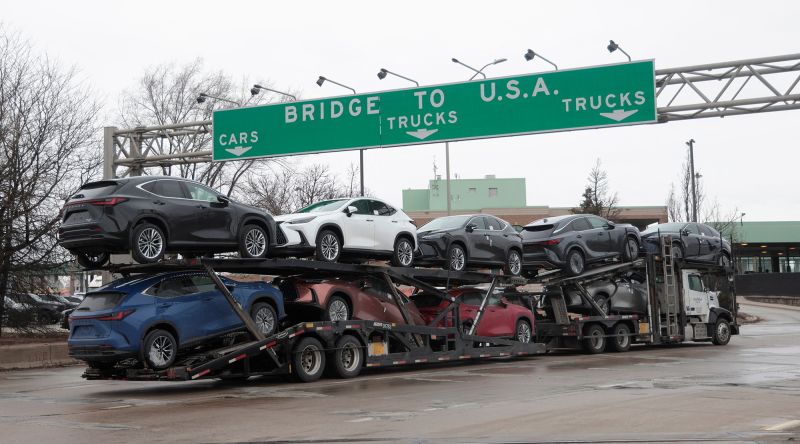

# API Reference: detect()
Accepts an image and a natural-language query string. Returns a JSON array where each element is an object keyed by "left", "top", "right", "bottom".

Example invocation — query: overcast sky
[{"left": 3, "top": 0, "right": 799, "bottom": 221}]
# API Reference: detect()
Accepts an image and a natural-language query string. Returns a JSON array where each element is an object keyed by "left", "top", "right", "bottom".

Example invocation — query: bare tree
[
  {"left": 0, "top": 28, "right": 100, "bottom": 333},
  {"left": 117, "top": 59, "right": 294, "bottom": 195},
  {"left": 573, "top": 159, "right": 620, "bottom": 219}
]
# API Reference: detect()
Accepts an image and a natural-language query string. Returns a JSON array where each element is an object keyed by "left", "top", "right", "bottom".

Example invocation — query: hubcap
[
  {"left": 340, "top": 343, "right": 360, "bottom": 371},
  {"left": 300, "top": 345, "right": 322, "bottom": 374},
  {"left": 328, "top": 299, "right": 349, "bottom": 321},
  {"left": 321, "top": 234, "right": 339, "bottom": 261},
  {"left": 245, "top": 228, "right": 267, "bottom": 257},
  {"left": 718, "top": 323, "right": 730, "bottom": 342},
  {"left": 517, "top": 323, "right": 531, "bottom": 343},
  {"left": 508, "top": 251, "right": 521, "bottom": 275},
  {"left": 148, "top": 335, "right": 174, "bottom": 367},
  {"left": 397, "top": 240, "right": 413, "bottom": 266},
  {"left": 590, "top": 330, "right": 603, "bottom": 349},
  {"left": 255, "top": 307, "right": 275, "bottom": 335},
  {"left": 617, "top": 327, "right": 630, "bottom": 347},
  {"left": 450, "top": 247, "right": 465, "bottom": 271},
  {"left": 138, "top": 228, "right": 163, "bottom": 260}
]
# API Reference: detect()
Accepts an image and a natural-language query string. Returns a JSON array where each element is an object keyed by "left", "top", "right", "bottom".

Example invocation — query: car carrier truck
[{"left": 531, "top": 236, "right": 738, "bottom": 353}]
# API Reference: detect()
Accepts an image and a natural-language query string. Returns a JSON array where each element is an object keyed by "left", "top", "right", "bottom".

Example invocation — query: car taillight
[
  {"left": 539, "top": 239, "right": 562, "bottom": 245},
  {"left": 71, "top": 309, "right": 135, "bottom": 322},
  {"left": 65, "top": 197, "right": 128, "bottom": 207}
]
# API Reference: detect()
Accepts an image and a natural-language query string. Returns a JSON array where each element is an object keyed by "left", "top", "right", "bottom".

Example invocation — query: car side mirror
[
  {"left": 217, "top": 195, "right": 230, "bottom": 205},
  {"left": 345, "top": 205, "right": 357, "bottom": 217},
  {"left": 499, "top": 297, "right": 509, "bottom": 307},
  {"left": 465, "top": 223, "right": 477, "bottom": 233},
  {"left": 605, "top": 222, "right": 615, "bottom": 229},
  {"left": 224, "top": 283, "right": 236, "bottom": 292},
  {"left": 681, "top": 229, "right": 690, "bottom": 236}
]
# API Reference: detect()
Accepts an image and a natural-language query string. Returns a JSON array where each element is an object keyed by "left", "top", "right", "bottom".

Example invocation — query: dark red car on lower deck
[
  {"left": 275, "top": 275, "right": 425, "bottom": 326},
  {"left": 411, "top": 287, "right": 534, "bottom": 343}
]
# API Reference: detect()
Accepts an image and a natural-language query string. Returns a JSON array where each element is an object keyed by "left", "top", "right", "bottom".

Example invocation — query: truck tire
[
  {"left": 292, "top": 337, "right": 326, "bottom": 382},
  {"left": 607, "top": 323, "right": 631, "bottom": 352},
  {"left": 711, "top": 318, "right": 731, "bottom": 346},
  {"left": 329, "top": 335, "right": 363, "bottom": 379},
  {"left": 582, "top": 324, "right": 606, "bottom": 354}
]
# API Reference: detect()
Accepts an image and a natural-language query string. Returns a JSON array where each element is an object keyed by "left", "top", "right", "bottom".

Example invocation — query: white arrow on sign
[
  {"left": 406, "top": 128, "right": 439, "bottom": 140},
  {"left": 599, "top": 109, "right": 639, "bottom": 122},
  {"left": 225, "top": 146, "right": 252, "bottom": 157}
]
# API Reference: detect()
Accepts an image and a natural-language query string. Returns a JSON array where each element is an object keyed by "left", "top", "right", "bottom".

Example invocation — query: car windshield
[
  {"left": 297, "top": 199, "right": 348, "bottom": 213},
  {"left": 643, "top": 223, "right": 685, "bottom": 234},
  {"left": 419, "top": 215, "right": 471, "bottom": 232}
]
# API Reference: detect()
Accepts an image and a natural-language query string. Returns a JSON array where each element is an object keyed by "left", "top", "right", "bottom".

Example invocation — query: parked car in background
[
  {"left": 275, "top": 275, "right": 424, "bottom": 325},
  {"left": 61, "top": 307, "right": 74, "bottom": 330},
  {"left": 640, "top": 222, "right": 732, "bottom": 267},
  {"left": 274, "top": 198, "right": 417, "bottom": 267},
  {"left": 58, "top": 176, "right": 279, "bottom": 268},
  {"left": 416, "top": 214, "right": 523, "bottom": 275},
  {"left": 68, "top": 272, "right": 284, "bottom": 370},
  {"left": 521, "top": 214, "right": 641, "bottom": 276},
  {"left": 9, "top": 293, "right": 62, "bottom": 324},
  {"left": 412, "top": 286, "right": 534, "bottom": 342},
  {"left": 44, "top": 294, "right": 79, "bottom": 309},
  {"left": 63, "top": 296, "right": 83, "bottom": 305}
]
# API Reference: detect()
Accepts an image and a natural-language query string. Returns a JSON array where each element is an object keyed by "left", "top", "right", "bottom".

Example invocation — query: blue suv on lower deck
[{"left": 68, "top": 271, "right": 284, "bottom": 370}]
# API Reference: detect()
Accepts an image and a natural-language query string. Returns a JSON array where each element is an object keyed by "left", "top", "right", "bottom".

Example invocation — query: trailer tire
[
  {"left": 608, "top": 323, "right": 632, "bottom": 352},
  {"left": 711, "top": 318, "right": 731, "bottom": 346},
  {"left": 292, "top": 337, "right": 326, "bottom": 382},
  {"left": 582, "top": 324, "right": 606, "bottom": 354},
  {"left": 329, "top": 335, "right": 363, "bottom": 379}
]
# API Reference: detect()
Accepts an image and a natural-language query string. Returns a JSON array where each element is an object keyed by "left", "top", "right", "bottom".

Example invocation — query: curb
[
  {"left": 740, "top": 297, "right": 800, "bottom": 312},
  {"left": 0, "top": 342, "right": 79, "bottom": 370}
]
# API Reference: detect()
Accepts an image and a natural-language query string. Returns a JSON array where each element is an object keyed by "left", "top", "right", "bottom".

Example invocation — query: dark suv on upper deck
[{"left": 58, "top": 176, "right": 278, "bottom": 268}]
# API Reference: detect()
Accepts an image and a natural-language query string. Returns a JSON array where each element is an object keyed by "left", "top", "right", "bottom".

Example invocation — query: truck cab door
[{"left": 682, "top": 271, "right": 710, "bottom": 322}]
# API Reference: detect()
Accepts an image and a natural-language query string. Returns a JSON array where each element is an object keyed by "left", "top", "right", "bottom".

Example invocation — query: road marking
[
  {"left": 347, "top": 417, "right": 374, "bottom": 423},
  {"left": 765, "top": 419, "right": 800, "bottom": 431}
]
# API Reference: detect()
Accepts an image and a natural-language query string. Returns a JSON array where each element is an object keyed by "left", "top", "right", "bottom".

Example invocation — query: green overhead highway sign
[{"left": 212, "top": 60, "right": 656, "bottom": 161}]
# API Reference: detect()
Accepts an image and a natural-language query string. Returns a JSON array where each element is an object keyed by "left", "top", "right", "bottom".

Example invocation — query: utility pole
[
  {"left": 686, "top": 139, "right": 697, "bottom": 222},
  {"left": 445, "top": 142, "right": 451, "bottom": 215}
]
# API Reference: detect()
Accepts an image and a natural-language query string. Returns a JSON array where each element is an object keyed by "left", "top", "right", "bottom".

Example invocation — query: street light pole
[
  {"left": 317, "top": 76, "right": 363, "bottom": 196},
  {"left": 687, "top": 138, "right": 697, "bottom": 222}
]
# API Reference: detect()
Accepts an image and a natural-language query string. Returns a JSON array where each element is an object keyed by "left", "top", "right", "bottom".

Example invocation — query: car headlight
[{"left": 289, "top": 216, "right": 317, "bottom": 224}]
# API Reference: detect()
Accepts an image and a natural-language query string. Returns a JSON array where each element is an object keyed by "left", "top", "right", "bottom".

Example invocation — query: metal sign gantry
[{"left": 103, "top": 53, "right": 800, "bottom": 179}]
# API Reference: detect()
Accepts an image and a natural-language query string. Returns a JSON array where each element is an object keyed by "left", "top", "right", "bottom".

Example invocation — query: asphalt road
[{"left": 2, "top": 301, "right": 799, "bottom": 444}]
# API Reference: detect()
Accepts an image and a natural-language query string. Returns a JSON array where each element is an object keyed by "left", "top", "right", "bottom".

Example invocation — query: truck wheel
[
  {"left": 608, "top": 323, "right": 631, "bottom": 352},
  {"left": 711, "top": 318, "right": 731, "bottom": 346},
  {"left": 292, "top": 337, "right": 326, "bottom": 382},
  {"left": 142, "top": 329, "right": 177, "bottom": 370},
  {"left": 76, "top": 252, "right": 109, "bottom": 269},
  {"left": 566, "top": 249, "right": 585, "bottom": 276},
  {"left": 329, "top": 335, "right": 363, "bottom": 379},
  {"left": 582, "top": 324, "right": 606, "bottom": 354}
]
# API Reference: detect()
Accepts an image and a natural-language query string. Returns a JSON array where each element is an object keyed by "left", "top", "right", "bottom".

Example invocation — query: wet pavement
[{"left": 1, "top": 301, "right": 799, "bottom": 443}]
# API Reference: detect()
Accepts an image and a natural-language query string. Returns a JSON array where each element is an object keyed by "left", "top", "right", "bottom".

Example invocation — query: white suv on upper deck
[{"left": 274, "top": 197, "right": 417, "bottom": 266}]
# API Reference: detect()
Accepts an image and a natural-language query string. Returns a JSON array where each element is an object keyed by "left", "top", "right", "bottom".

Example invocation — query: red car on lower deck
[
  {"left": 275, "top": 275, "right": 424, "bottom": 326},
  {"left": 411, "top": 287, "right": 535, "bottom": 342}
]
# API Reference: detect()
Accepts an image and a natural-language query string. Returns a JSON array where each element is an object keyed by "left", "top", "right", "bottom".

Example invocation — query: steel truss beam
[{"left": 106, "top": 54, "right": 800, "bottom": 178}]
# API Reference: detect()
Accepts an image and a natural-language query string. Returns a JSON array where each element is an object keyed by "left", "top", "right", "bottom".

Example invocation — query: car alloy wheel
[
  {"left": 148, "top": 334, "right": 174, "bottom": 368},
  {"left": 320, "top": 233, "right": 340, "bottom": 261},
  {"left": 254, "top": 305, "right": 276, "bottom": 336},
  {"left": 138, "top": 227, "right": 164, "bottom": 260},
  {"left": 626, "top": 238, "right": 639, "bottom": 261},
  {"left": 568, "top": 250, "right": 584, "bottom": 275},
  {"left": 507, "top": 250, "right": 522, "bottom": 275},
  {"left": 516, "top": 321, "right": 532, "bottom": 343},
  {"left": 449, "top": 245, "right": 466, "bottom": 271},
  {"left": 328, "top": 298, "right": 349, "bottom": 321},
  {"left": 719, "top": 253, "right": 731, "bottom": 268},
  {"left": 396, "top": 239, "right": 414, "bottom": 267},
  {"left": 245, "top": 227, "right": 267, "bottom": 257}
]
